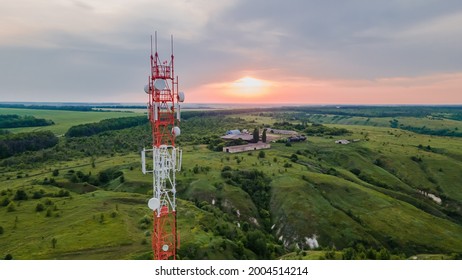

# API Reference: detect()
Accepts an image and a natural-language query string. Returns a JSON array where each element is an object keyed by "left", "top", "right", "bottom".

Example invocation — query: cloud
[{"left": 1, "top": 0, "right": 462, "bottom": 103}]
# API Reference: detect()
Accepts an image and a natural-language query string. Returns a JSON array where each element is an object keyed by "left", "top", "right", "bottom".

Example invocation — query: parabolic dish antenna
[
  {"left": 154, "top": 79, "right": 167, "bottom": 90},
  {"left": 148, "top": 197, "right": 160, "bottom": 210},
  {"left": 162, "top": 245, "right": 169, "bottom": 252},
  {"left": 178, "top": 92, "right": 185, "bottom": 102},
  {"left": 144, "top": 84, "right": 150, "bottom": 94},
  {"left": 172, "top": 126, "right": 181, "bottom": 136}
]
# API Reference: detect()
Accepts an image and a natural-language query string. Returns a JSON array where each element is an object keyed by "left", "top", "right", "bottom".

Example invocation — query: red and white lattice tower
[{"left": 141, "top": 33, "right": 184, "bottom": 260}]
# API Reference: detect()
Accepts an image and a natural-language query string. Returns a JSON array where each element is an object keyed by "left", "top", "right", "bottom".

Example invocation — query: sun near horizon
[
  {"left": 188, "top": 76, "right": 278, "bottom": 103},
  {"left": 230, "top": 76, "right": 272, "bottom": 98}
]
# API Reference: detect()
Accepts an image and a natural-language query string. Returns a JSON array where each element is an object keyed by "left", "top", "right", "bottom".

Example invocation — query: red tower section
[
  {"left": 143, "top": 34, "right": 183, "bottom": 260},
  {"left": 147, "top": 38, "right": 178, "bottom": 147}
]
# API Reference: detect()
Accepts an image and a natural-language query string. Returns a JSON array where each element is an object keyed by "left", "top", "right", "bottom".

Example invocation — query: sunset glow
[{"left": 230, "top": 77, "right": 271, "bottom": 97}]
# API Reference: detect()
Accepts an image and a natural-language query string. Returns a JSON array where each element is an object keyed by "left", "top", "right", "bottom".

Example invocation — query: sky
[{"left": 1, "top": 0, "right": 462, "bottom": 104}]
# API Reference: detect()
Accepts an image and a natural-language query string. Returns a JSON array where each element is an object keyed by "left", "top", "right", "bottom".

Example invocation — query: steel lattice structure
[{"left": 141, "top": 33, "right": 184, "bottom": 260}]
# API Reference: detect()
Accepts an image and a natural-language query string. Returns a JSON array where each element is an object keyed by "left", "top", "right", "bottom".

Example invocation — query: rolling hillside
[{"left": 1, "top": 106, "right": 462, "bottom": 259}]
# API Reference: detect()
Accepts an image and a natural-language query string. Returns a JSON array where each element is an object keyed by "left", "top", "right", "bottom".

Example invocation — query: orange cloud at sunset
[{"left": 187, "top": 72, "right": 462, "bottom": 104}]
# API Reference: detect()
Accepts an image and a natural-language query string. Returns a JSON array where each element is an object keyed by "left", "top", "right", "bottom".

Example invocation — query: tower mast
[{"left": 142, "top": 33, "right": 184, "bottom": 260}]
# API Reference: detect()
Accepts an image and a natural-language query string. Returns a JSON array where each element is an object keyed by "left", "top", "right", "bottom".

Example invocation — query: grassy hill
[{"left": 1, "top": 106, "right": 462, "bottom": 259}]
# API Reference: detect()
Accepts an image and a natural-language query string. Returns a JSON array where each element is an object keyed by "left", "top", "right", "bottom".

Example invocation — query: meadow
[
  {"left": 1, "top": 105, "right": 462, "bottom": 260},
  {"left": 0, "top": 107, "right": 142, "bottom": 135}
]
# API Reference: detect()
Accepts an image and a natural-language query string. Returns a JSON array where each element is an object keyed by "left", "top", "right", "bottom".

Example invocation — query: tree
[
  {"left": 51, "top": 237, "right": 57, "bottom": 249},
  {"left": 262, "top": 129, "right": 267, "bottom": 143},
  {"left": 258, "top": 151, "right": 266, "bottom": 159},
  {"left": 0, "top": 225, "right": 4, "bottom": 235},
  {"left": 4, "top": 254, "right": 13, "bottom": 260},
  {"left": 52, "top": 169, "right": 59, "bottom": 176},
  {"left": 342, "top": 247, "right": 355, "bottom": 260},
  {"left": 377, "top": 248, "right": 391, "bottom": 260},
  {"left": 98, "top": 171, "right": 110, "bottom": 184},
  {"left": 0, "top": 131, "right": 58, "bottom": 159},
  {"left": 252, "top": 128, "right": 259, "bottom": 143},
  {"left": 246, "top": 230, "right": 268, "bottom": 258}
]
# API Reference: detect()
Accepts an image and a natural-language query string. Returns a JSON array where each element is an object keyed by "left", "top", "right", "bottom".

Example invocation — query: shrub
[
  {"left": 32, "top": 191, "right": 43, "bottom": 199},
  {"left": 258, "top": 151, "right": 266, "bottom": 159},
  {"left": 14, "top": 189, "right": 28, "bottom": 201},
  {"left": 1, "top": 197, "right": 10, "bottom": 207},
  {"left": 222, "top": 166, "right": 232, "bottom": 172},
  {"left": 7, "top": 201, "right": 16, "bottom": 212},
  {"left": 35, "top": 203, "right": 45, "bottom": 212},
  {"left": 290, "top": 154, "right": 298, "bottom": 162},
  {"left": 350, "top": 168, "right": 361, "bottom": 175}
]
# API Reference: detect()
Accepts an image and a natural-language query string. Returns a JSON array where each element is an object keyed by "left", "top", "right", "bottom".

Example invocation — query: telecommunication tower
[{"left": 141, "top": 33, "right": 184, "bottom": 260}]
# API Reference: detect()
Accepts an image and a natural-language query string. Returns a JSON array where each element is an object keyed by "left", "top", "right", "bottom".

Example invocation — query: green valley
[{"left": 1, "top": 105, "right": 462, "bottom": 260}]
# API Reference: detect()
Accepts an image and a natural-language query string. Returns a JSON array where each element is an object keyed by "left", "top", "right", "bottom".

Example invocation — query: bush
[
  {"left": 411, "top": 156, "right": 422, "bottom": 162},
  {"left": 35, "top": 203, "right": 45, "bottom": 212},
  {"left": 222, "top": 166, "right": 232, "bottom": 172},
  {"left": 350, "top": 168, "right": 361, "bottom": 175},
  {"left": 7, "top": 201, "right": 16, "bottom": 212},
  {"left": 0, "top": 225, "right": 4, "bottom": 235},
  {"left": 14, "top": 189, "right": 28, "bottom": 201},
  {"left": 32, "top": 191, "right": 43, "bottom": 199},
  {"left": 374, "top": 158, "right": 385, "bottom": 167},
  {"left": 1, "top": 197, "right": 10, "bottom": 207},
  {"left": 258, "top": 151, "right": 266, "bottom": 159},
  {"left": 290, "top": 154, "right": 298, "bottom": 162},
  {"left": 55, "top": 189, "right": 70, "bottom": 197}
]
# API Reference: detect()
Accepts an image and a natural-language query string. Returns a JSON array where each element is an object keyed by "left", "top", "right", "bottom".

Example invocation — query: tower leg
[{"left": 152, "top": 206, "right": 176, "bottom": 260}]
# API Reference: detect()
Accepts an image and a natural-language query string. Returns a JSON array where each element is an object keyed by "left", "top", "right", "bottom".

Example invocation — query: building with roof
[
  {"left": 335, "top": 139, "right": 350, "bottom": 145},
  {"left": 223, "top": 142, "right": 271, "bottom": 153}
]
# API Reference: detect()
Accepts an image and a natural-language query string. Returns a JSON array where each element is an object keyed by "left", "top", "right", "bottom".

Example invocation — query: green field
[
  {"left": 0, "top": 108, "right": 142, "bottom": 135},
  {"left": 1, "top": 105, "right": 462, "bottom": 260}
]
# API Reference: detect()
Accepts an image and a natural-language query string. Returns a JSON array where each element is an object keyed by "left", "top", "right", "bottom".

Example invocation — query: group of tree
[
  {"left": 0, "top": 131, "right": 58, "bottom": 159},
  {"left": 400, "top": 125, "right": 462, "bottom": 138},
  {"left": 221, "top": 167, "right": 272, "bottom": 231},
  {"left": 0, "top": 114, "right": 54, "bottom": 129},
  {"left": 65, "top": 116, "right": 148, "bottom": 137},
  {"left": 272, "top": 121, "right": 349, "bottom": 136},
  {"left": 0, "top": 103, "right": 95, "bottom": 111},
  {"left": 321, "top": 244, "right": 392, "bottom": 260},
  {"left": 304, "top": 123, "right": 350, "bottom": 136},
  {"left": 64, "top": 168, "right": 123, "bottom": 187}
]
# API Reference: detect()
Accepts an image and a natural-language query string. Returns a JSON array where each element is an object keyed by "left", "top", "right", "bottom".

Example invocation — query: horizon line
[{"left": 1, "top": 101, "right": 462, "bottom": 107}]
